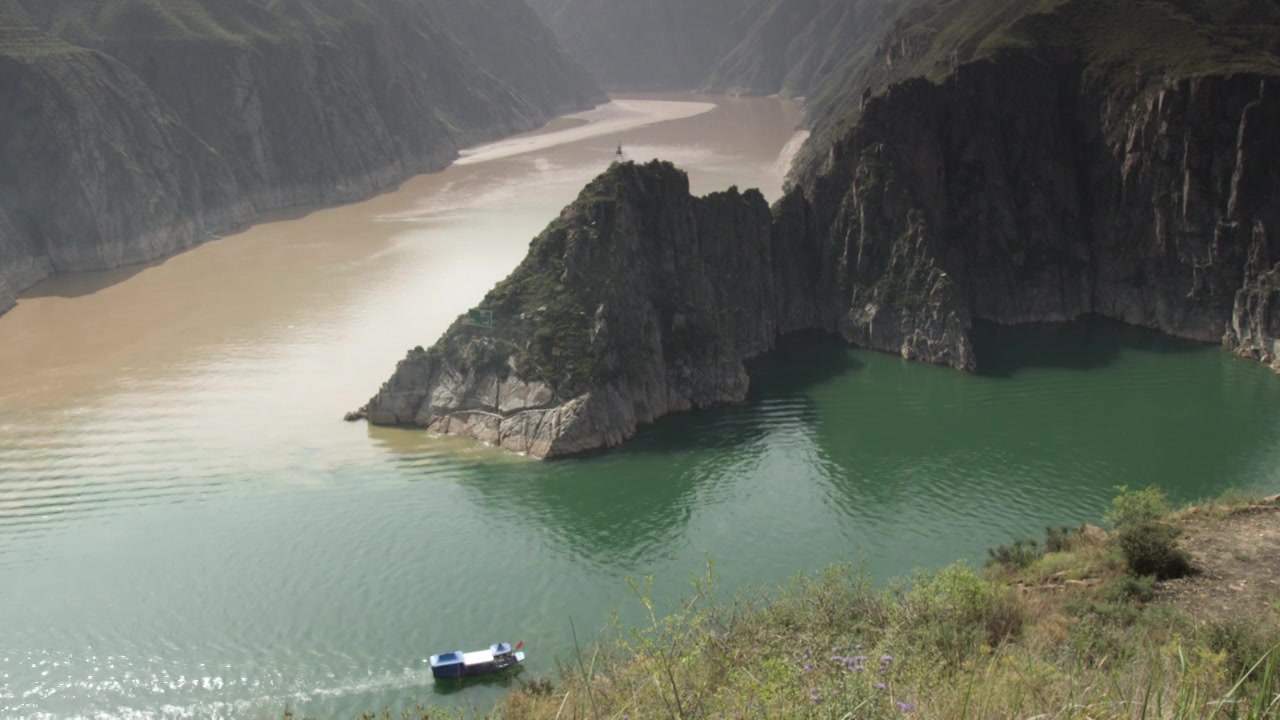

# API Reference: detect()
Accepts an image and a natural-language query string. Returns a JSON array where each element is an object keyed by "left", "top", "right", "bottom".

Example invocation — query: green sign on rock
[{"left": 465, "top": 308, "right": 494, "bottom": 328}]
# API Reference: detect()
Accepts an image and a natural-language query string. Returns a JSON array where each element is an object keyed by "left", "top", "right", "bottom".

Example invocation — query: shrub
[
  {"left": 1098, "top": 574, "right": 1157, "bottom": 603},
  {"left": 1066, "top": 607, "right": 1138, "bottom": 664},
  {"left": 1116, "top": 522, "right": 1192, "bottom": 579},
  {"left": 898, "top": 563, "right": 1023, "bottom": 665},
  {"left": 1202, "top": 614, "right": 1280, "bottom": 681},
  {"left": 517, "top": 677, "right": 555, "bottom": 696},
  {"left": 1044, "top": 524, "right": 1082, "bottom": 553},
  {"left": 985, "top": 538, "right": 1042, "bottom": 569},
  {"left": 1106, "top": 485, "right": 1171, "bottom": 528},
  {"left": 1135, "top": 603, "right": 1192, "bottom": 641}
]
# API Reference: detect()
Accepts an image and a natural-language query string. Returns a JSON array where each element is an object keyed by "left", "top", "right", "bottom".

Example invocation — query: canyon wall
[{"left": 0, "top": 0, "right": 602, "bottom": 312}]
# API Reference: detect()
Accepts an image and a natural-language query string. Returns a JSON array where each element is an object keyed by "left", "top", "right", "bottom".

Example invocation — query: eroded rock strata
[{"left": 361, "top": 51, "right": 1280, "bottom": 455}]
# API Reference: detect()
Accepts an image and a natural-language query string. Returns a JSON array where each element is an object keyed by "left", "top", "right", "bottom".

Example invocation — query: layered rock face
[
  {"left": 0, "top": 0, "right": 602, "bottom": 312},
  {"left": 810, "top": 61, "right": 1280, "bottom": 369}
]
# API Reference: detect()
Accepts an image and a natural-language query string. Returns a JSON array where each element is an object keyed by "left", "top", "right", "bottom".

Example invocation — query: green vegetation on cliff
[
  {"left": 453, "top": 197, "right": 603, "bottom": 396},
  {"left": 793, "top": 0, "right": 1280, "bottom": 180}
]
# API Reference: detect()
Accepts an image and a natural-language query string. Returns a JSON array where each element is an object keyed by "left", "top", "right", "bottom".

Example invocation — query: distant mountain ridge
[
  {"left": 524, "top": 0, "right": 756, "bottom": 90},
  {"left": 0, "top": 0, "right": 602, "bottom": 312}
]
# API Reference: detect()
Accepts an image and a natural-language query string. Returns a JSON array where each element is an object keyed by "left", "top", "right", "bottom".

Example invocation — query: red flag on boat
[{"left": 515, "top": 641, "right": 524, "bottom": 651}]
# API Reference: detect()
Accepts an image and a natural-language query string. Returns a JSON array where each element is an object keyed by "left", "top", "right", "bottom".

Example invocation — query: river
[{"left": 1, "top": 94, "right": 1278, "bottom": 719}]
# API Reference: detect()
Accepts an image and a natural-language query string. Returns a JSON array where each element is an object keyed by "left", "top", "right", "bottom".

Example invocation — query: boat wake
[{"left": 5, "top": 667, "right": 439, "bottom": 720}]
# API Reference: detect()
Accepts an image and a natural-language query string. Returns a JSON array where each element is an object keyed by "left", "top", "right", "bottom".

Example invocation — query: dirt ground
[{"left": 1157, "top": 496, "right": 1280, "bottom": 619}]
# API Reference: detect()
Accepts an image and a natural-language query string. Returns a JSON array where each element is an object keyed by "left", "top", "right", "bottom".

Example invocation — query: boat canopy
[{"left": 430, "top": 651, "right": 464, "bottom": 668}]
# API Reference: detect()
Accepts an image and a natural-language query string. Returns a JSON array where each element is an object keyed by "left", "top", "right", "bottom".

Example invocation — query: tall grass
[
  {"left": 489, "top": 566, "right": 1277, "bottom": 718},
  {"left": 487, "top": 492, "right": 1278, "bottom": 719}
]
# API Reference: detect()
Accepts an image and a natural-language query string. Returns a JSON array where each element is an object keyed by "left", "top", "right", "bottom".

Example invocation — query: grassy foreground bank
[{"left": 326, "top": 489, "right": 1280, "bottom": 719}]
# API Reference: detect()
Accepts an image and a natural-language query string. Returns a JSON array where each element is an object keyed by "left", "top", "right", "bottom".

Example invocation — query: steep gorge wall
[
  {"left": 0, "top": 31, "right": 231, "bottom": 311},
  {"left": 0, "top": 0, "right": 602, "bottom": 312},
  {"left": 813, "top": 57, "right": 1280, "bottom": 370},
  {"left": 358, "top": 47, "right": 1280, "bottom": 456}
]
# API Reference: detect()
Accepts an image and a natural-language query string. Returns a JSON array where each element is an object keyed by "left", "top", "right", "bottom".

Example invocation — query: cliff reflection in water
[
  {"left": 369, "top": 320, "right": 1280, "bottom": 595},
  {"left": 365, "top": 333, "right": 858, "bottom": 572}
]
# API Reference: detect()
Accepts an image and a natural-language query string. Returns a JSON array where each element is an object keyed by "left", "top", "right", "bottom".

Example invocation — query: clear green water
[
  {"left": 4, "top": 323, "right": 1278, "bottom": 719},
  {"left": 1, "top": 97, "right": 1279, "bottom": 719}
]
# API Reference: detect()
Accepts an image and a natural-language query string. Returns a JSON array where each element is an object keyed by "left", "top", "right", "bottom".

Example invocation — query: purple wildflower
[
  {"left": 875, "top": 683, "right": 887, "bottom": 690},
  {"left": 881, "top": 655, "right": 894, "bottom": 662},
  {"left": 811, "top": 694, "right": 822, "bottom": 704},
  {"left": 830, "top": 656, "right": 843, "bottom": 662},
  {"left": 856, "top": 644, "right": 863, "bottom": 650},
  {"left": 804, "top": 663, "right": 813, "bottom": 671},
  {"left": 896, "top": 702, "right": 915, "bottom": 712}
]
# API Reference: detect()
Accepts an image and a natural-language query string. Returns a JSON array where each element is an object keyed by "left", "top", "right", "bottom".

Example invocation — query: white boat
[{"left": 430, "top": 641, "right": 525, "bottom": 679}]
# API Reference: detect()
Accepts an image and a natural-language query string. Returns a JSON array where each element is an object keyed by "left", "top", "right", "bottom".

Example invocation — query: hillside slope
[
  {"left": 525, "top": 0, "right": 755, "bottom": 90},
  {"left": 702, "top": 0, "right": 901, "bottom": 98},
  {"left": 0, "top": 0, "right": 602, "bottom": 312}
]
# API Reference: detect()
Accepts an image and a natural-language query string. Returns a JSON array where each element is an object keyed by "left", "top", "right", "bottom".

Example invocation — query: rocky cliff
[
  {"left": 360, "top": 0, "right": 1280, "bottom": 456},
  {"left": 0, "top": 0, "right": 602, "bottom": 312},
  {"left": 354, "top": 161, "right": 832, "bottom": 456}
]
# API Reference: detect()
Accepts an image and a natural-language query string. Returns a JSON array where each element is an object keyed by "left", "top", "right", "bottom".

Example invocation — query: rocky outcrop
[
  {"left": 0, "top": 0, "right": 602, "bottom": 311},
  {"left": 361, "top": 0, "right": 1280, "bottom": 457},
  {"left": 356, "top": 162, "right": 832, "bottom": 456}
]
